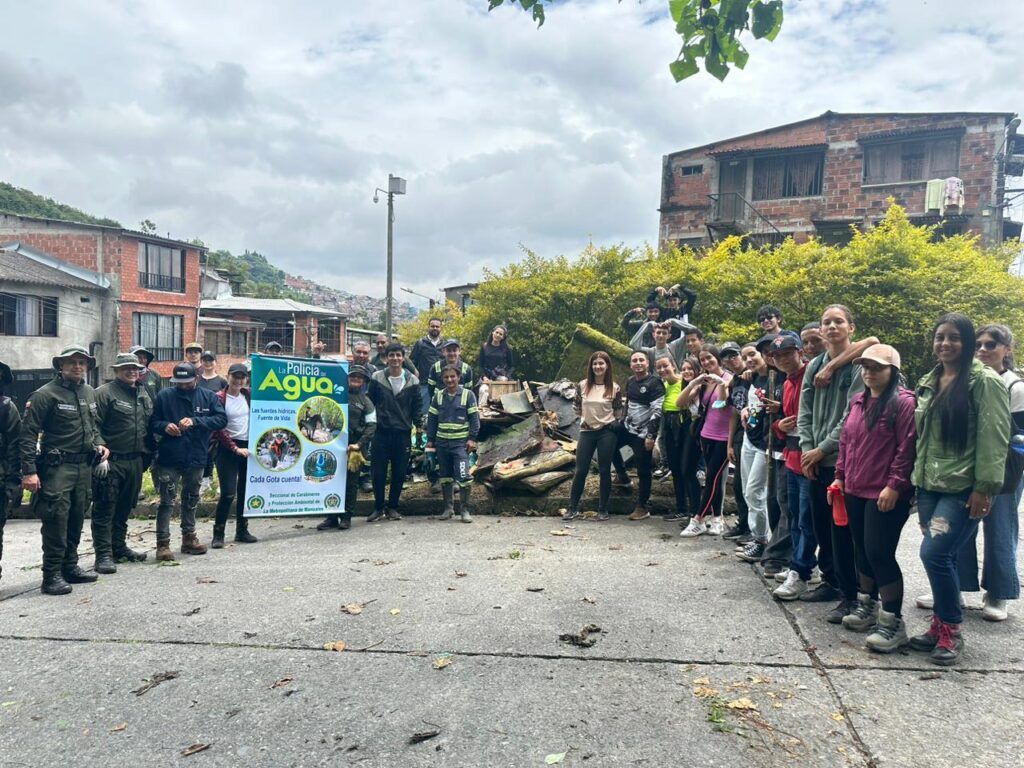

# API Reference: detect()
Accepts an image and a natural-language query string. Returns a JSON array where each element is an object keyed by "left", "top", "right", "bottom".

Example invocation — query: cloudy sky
[{"left": 2, "top": 0, "right": 1023, "bottom": 304}]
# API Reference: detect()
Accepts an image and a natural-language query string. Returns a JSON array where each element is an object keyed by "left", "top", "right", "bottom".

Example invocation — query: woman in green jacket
[{"left": 909, "top": 313, "right": 1010, "bottom": 666}]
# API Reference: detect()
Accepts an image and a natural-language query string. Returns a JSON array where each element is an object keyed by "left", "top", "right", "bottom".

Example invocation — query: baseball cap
[
  {"left": 754, "top": 334, "right": 779, "bottom": 352},
  {"left": 442, "top": 338, "right": 461, "bottom": 349},
  {"left": 184, "top": 341, "right": 203, "bottom": 352},
  {"left": 170, "top": 362, "right": 198, "bottom": 383},
  {"left": 264, "top": 341, "right": 283, "bottom": 352},
  {"left": 854, "top": 343, "right": 901, "bottom": 370},
  {"left": 348, "top": 364, "right": 370, "bottom": 380},
  {"left": 720, "top": 341, "right": 741, "bottom": 356},
  {"left": 201, "top": 350, "right": 216, "bottom": 361},
  {"left": 765, "top": 335, "right": 803, "bottom": 354},
  {"left": 227, "top": 363, "right": 249, "bottom": 378}
]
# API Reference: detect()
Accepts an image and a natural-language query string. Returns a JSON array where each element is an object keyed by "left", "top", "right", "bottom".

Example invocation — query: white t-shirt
[
  {"left": 1000, "top": 369, "right": 1024, "bottom": 414},
  {"left": 389, "top": 374, "right": 405, "bottom": 396},
  {"left": 225, "top": 392, "right": 250, "bottom": 441}
]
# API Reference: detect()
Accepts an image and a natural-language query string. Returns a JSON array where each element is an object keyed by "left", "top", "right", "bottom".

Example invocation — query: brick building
[
  {"left": 0, "top": 213, "right": 205, "bottom": 376},
  {"left": 659, "top": 111, "right": 1023, "bottom": 250}
]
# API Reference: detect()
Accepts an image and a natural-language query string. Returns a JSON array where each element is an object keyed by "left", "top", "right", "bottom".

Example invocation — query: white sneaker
[
  {"left": 773, "top": 571, "right": 808, "bottom": 601},
  {"left": 915, "top": 592, "right": 966, "bottom": 610},
  {"left": 809, "top": 567, "right": 822, "bottom": 584},
  {"left": 708, "top": 517, "right": 725, "bottom": 536},
  {"left": 680, "top": 519, "right": 707, "bottom": 538},
  {"left": 774, "top": 568, "right": 794, "bottom": 584},
  {"left": 983, "top": 593, "right": 1009, "bottom": 622}
]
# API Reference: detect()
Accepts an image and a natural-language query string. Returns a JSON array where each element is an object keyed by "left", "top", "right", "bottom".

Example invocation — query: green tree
[
  {"left": 0, "top": 181, "right": 121, "bottom": 227},
  {"left": 486, "top": 0, "right": 783, "bottom": 81},
  {"left": 401, "top": 205, "right": 1024, "bottom": 383}
]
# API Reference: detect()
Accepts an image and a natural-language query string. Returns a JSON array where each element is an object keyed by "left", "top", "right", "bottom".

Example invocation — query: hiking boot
[
  {"left": 915, "top": 592, "right": 965, "bottom": 610},
  {"left": 62, "top": 565, "right": 98, "bottom": 584},
  {"left": 826, "top": 599, "right": 854, "bottom": 625},
  {"left": 42, "top": 574, "right": 73, "bottom": 596},
  {"left": 181, "top": 533, "right": 207, "bottom": 555},
  {"left": 210, "top": 525, "right": 226, "bottom": 549},
  {"left": 386, "top": 508, "right": 402, "bottom": 521},
  {"left": 366, "top": 509, "right": 385, "bottom": 523},
  {"left": 155, "top": 538, "right": 175, "bottom": 562},
  {"left": 865, "top": 609, "right": 909, "bottom": 653},
  {"left": 773, "top": 571, "right": 808, "bottom": 601},
  {"left": 94, "top": 554, "right": 117, "bottom": 575},
  {"left": 929, "top": 621, "right": 964, "bottom": 666},
  {"left": 435, "top": 484, "right": 454, "bottom": 521},
  {"left": 680, "top": 518, "right": 707, "bottom": 538},
  {"left": 316, "top": 516, "right": 340, "bottom": 531},
  {"left": 799, "top": 583, "right": 841, "bottom": 603},
  {"left": 338, "top": 515, "right": 352, "bottom": 530},
  {"left": 909, "top": 615, "right": 943, "bottom": 652},
  {"left": 628, "top": 506, "right": 650, "bottom": 521},
  {"left": 113, "top": 546, "right": 147, "bottom": 563},
  {"left": 708, "top": 517, "right": 725, "bottom": 536},
  {"left": 841, "top": 593, "right": 878, "bottom": 631},
  {"left": 612, "top": 473, "right": 633, "bottom": 489},
  {"left": 736, "top": 541, "right": 766, "bottom": 563},
  {"left": 982, "top": 594, "right": 1008, "bottom": 622},
  {"left": 561, "top": 507, "right": 580, "bottom": 521},
  {"left": 234, "top": 525, "right": 258, "bottom": 544},
  {"left": 722, "top": 524, "right": 746, "bottom": 540}
]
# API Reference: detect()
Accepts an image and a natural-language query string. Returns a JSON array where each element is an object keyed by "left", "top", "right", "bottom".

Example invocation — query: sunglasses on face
[{"left": 976, "top": 340, "right": 1000, "bottom": 351}]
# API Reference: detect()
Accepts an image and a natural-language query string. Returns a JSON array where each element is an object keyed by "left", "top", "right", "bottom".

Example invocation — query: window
[
  {"left": 863, "top": 137, "right": 960, "bottom": 184},
  {"left": 752, "top": 153, "right": 824, "bottom": 200},
  {"left": 230, "top": 330, "right": 249, "bottom": 357},
  {"left": 205, "top": 329, "right": 231, "bottom": 355},
  {"left": 0, "top": 293, "right": 58, "bottom": 337},
  {"left": 317, "top": 318, "right": 342, "bottom": 354},
  {"left": 681, "top": 165, "right": 704, "bottom": 176},
  {"left": 133, "top": 313, "right": 183, "bottom": 361},
  {"left": 138, "top": 242, "right": 186, "bottom": 293}
]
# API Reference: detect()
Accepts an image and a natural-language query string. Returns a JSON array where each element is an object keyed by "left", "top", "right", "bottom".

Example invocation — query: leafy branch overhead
[{"left": 486, "top": 0, "right": 784, "bottom": 82}]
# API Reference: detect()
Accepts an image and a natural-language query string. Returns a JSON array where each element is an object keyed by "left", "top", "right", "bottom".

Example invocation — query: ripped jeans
[
  {"left": 917, "top": 489, "right": 978, "bottom": 625},
  {"left": 156, "top": 465, "right": 203, "bottom": 541}
]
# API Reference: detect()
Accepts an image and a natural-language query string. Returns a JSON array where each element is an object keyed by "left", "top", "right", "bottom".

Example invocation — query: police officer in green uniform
[
  {"left": 316, "top": 364, "right": 376, "bottom": 531},
  {"left": 426, "top": 364, "right": 480, "bottom": 523},
  {"left": 130, "top": 345, "right": 163, "bottom": 405},
  {"left": 19, "top": 346, "right": 109, "bottom": 596},
  {"left": 91, "top": 353, "right": 153, "bottom": 573},
  {"left": 0, "top": 359, "right": 23, "bottom": 585}
]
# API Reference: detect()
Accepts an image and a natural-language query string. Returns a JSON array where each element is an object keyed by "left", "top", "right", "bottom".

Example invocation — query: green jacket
[
  {"left": 139, "top": 369, "right": 163, "bottom": 402},
  {"left": 1, "top": 397, "right": 22, "bottom": 486},
  {"left": 19, "top": 376, "right": 104, "bottom": 475},
  {"left": 95, "top": 379, "right": 153, "bottom": 455},
  {"left": 348, "top": 391, "right": 377, "bottom": 454},
  {"left": 798, "top": 354, "right": 864, "bottom": 468},
  {"left": 912, "top": 359, "right": 1010, "bottom": 496}
]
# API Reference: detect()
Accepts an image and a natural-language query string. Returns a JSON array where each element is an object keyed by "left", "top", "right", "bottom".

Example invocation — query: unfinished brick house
[{"left": 659, "top": 111, "right": 1023, "bottom": 250}]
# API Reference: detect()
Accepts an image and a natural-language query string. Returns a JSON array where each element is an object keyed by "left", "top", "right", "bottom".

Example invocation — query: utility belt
[
  {"left": 40, "top": 449, "right": 94, "bottom": 467},
  {"left": 109, "top": 451, "right": 145, "bottom": 462}
]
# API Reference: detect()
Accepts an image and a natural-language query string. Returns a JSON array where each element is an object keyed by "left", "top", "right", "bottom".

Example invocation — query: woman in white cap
[{"left": 832, "top": 344, "right": 917, "bottom": 652}]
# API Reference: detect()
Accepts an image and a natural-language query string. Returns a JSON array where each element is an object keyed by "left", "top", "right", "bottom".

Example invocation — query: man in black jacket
[
  {"left": 366, "top": 344, "right": 422, "bottom": 521},
  {"left": 150, "top": 363, "right": 227, "bottom": 561},
  {"left": 410, "top": 317, "right": 444, "bottom": 410},
  {"left": 621, "top": 351, "right": 665, "bottom": 521}
]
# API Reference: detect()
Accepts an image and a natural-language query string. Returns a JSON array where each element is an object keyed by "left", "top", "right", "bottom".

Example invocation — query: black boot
[
  {"left": 211, "top": 525, "right": 226, "bottom": 549},
  {"left": 94, "top": 553, "right": 117, "bottom": 575},
  {"left": 338, "top": 514, "right": 352, "bottom": 530},
  {"left": 42, "top": 573, "right": 73, "bottom": 596},
  {"left": 61, "top": 565, "right": 98, "bottom": 584},
  {"left": 113, "top": 546, "right": 147, "bottom": 563},
  {"left": 316, "top": 516, "right": 340, "bottom": 531},
  {"left": 234, "top": 520, "right": 258, "bottom": 544}
]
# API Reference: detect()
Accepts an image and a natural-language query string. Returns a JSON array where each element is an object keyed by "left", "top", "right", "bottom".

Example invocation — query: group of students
[{"left": 566, "top": 297, "right": 1020, "bottom": 666}]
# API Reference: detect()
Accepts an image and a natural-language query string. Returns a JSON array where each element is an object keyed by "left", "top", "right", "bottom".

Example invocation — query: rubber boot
[
  {"left": 459, "top": 483, "right": 473, "bottom": 524},
  {"left": 181, "top": 532, "right": 207, "bottom": 555},
  {"left": 435, "top": 484, "right": 454, "bottom": 521},
  {"left": 234, "top": 518, "right": 258, "bottom": 544},
  {"left": 42, "top": 573, "right": 73, "bottom": 596},
  {"left": 155, "top": 537, "right": 175, "bottom": 562},
  {"left": 211, "top": 525, "right": 226, "bottom": 549}
]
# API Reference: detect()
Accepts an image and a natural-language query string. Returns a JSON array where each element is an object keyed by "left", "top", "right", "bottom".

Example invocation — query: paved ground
[{"left": 1, "top": 509, "right": 1022, "bottom": 767}]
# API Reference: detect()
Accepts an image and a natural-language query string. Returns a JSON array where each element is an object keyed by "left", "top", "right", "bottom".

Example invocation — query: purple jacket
[{"left": 835, "top": 387, "right": 917, "bottom": 500}]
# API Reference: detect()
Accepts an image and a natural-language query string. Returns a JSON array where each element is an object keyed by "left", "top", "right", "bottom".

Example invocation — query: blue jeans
[
  {"left": 787, "top": 468, "right": 816, "bottom": 580},
  {"left": 918, "top": 489, "right": 978, "bottom": 624},
  {"left": 957, "top": 485, "right": 1020, "bottom": 600}
]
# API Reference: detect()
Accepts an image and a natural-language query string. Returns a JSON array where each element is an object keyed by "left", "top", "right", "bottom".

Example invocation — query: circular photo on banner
[
  {"left": 296, "top": 396, "right": 346, "bottom": 444},
  {"left": 255, "top": 428, "right": 302, "bottom": 471},
  {"left": 304, "top": 449, "right": 338, "bottom": 483}
]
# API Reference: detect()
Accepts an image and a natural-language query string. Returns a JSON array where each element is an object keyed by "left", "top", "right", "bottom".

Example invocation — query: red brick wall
[{"left": 660, "top": 113, "right": 1007, "bottom": 248}]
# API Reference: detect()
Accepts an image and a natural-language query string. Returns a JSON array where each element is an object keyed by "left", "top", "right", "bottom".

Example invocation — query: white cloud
[{"left": 1, "top": 0, "right": 1022, "bottom": 305}]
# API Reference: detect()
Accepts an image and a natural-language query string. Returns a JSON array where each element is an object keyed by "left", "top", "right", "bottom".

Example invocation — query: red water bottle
[{"left": 828, "top": 481, "right": 848, "bottom": 526}]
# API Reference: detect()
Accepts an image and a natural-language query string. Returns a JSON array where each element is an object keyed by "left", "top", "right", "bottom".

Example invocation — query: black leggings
[
  {"left": 622, "top": 432, "right": 654, "bottom": 507},
  {"left": 214, "top": 444, "right": 247, "bottom": 530},
  {"left": 663, "top": 414, "right": 686, "bottom": 515},
  {"left": 569, "top": 426, "right": 618, "bottom": 512},
  {"left": 677, "top": 424, "right": 702, "bottom": 518},
  {"left": 698, "top": 437, "right": 729, "bottom": 520},
  {"left": 845, "top": 493, "right": 911, "bottom": 615}
]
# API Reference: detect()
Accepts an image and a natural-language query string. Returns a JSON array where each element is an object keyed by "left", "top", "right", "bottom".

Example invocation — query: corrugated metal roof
[
  {"left": 200, "top": 296, "right": 345, "bottom": 317},
  {"left": 0, "top": 212, "right": 207, "bottom": 251},
  {"left": 708, "top": 142, "right": 828, "bottom": 158},
  {"left": 0, "top": 243, "right": 110, "bottom": 291}
]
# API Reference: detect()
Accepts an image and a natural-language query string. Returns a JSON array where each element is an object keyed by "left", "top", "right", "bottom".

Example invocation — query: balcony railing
[
  {"left": 139, "top": 272, "right": 186, "bottom": 293},
  {"left": 707, "top": 192, "right": 785, "bottom": 248},
  {"left": 150, "top": 346, "right": 182, "bottom": 362}
]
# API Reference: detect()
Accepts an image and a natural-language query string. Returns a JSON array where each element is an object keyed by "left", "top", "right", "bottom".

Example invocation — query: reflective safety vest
[{"left": 428, "top": 387, "right": 479, "bottom": 442}]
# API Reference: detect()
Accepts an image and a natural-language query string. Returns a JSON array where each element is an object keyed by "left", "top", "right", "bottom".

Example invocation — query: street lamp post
[
  {"left": 375, "top": 174, "right": 407, "bottom": 338},
  {"left": 401, "top": 286, "right": 437, "bottom": 310}
]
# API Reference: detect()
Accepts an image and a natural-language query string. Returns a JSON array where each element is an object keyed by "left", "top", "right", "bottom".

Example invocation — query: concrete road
[{"left": 1, "top": 512, "right": 1021, "bottom": 767}]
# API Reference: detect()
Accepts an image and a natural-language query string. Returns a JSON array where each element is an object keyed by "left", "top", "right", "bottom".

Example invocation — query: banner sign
[{"left": 244, "top": 354, "right": 349, "bottom": 517}]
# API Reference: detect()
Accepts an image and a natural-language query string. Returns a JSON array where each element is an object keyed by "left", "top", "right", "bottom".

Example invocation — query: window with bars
[
  {"left": 205, "top": 329, "right": 231, "bottom": 355},
  {"left": 0, "top": 293, "right": 58, "bottom": 336},
  {"left": 863, "top": 137, "right": 960, "bottom": 184},
  {"left": 317, "top": 318, "right": 342, "bottom": 354},
  {"left": 752, "top": 153, "right": 824, "bottom": 200},
  {"left": 138, "top": 242, "right": 186, "bottom": 293},
  {"left": 133, "top": 313, "right": 183, "bottom": 361}
]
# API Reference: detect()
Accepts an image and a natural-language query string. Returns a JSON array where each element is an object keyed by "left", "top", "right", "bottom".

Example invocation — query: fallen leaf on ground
[
  {"left": 324, "top": 641, "right": 347, "bottom": 652},
  {"left": 432, "top": 656, "right": 452, "bottom": 670},
  {"left": 549, "top": 530, "right": 571, "bottom": 537},
  {"left": 545, "top": 753, "right": 566, "bottom": 765},
  {"left": 526, "top": 587, "right": 545, "bottom": 592},
  {"left": 195, "top": 577, "right": 218, "bottom": 584},
  {"left": 454, "top": 571, "right": 467, "bottom": 577},
  {"left": 282, "top": 586, "right": 295, "bottom": 592},
  {"left": 830, "top": 712, "right": 845, "bottom": 722},
  {"left": 242, "top": 631, "right": 257, "bottom": 639},
  {"left": 608, "top": 544, "right": 623, "bottom": 551},
  {"left": 407, "top": 650, "right": 429, "bottom": 657},
  {"left": 559, "top": 624, "right": 604, "bottom": 648},
  {"left": 389, "top": 608, "right": 401, "bottom": 616},
  {"left": 727, "top": 698, "right": 758, "bottom": 710},
  {"left": 270, "top": 678, "right": 293, "bottom": 689},
  {"left": 692, "top": 677, "right": 711, "bottom": 685},
  {"left": 182, "top": 607, "right": 201, "bottom": 616},
  {"left": 408, "top": 730, "right": 440, "bottom": 744},
  {"left": 157, "top": 560, "right": 180, "bottom": 567},
  {"left": 342, "top": 603, "right": 364, "bottom": 615},
  {"left": 692, "top": 686, "right": 718, "bottom": 698},
  {"left": 131, "top": 671, "right": 180, "bottom": 696},
  {"left": 373, "top": 559, "right": 393, "bottom": 566},
  {"left": 110, "top": 723, "right": 127, "bottom": 732},
  {"left": 581, "top": 596, "right": 596, "bottom": 604},
  {"left": 447, "top": 586, "right": 456, "bottom": 591},
  {"left": 181, "top": 743, "right": 211, "bottom": 757},
  {"left": 919, "top": 671, "right": 942, "bottom": 681},
  {"left": 77, "top": 597, "right": 91, "bottom": 604}
]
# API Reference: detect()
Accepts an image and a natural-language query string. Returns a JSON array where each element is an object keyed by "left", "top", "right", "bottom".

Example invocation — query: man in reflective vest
[{"left": 426, "top": 364, "right": 480, "bottom": 523}]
